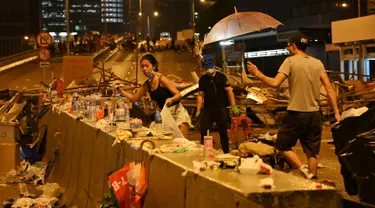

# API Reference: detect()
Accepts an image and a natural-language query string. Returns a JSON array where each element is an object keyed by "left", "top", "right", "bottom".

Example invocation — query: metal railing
[{"left": 0, "top": 49, "right": 38, "bottom": 68}]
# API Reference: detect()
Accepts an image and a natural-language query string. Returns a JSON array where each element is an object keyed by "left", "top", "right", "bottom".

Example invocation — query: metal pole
[
  {"left": 358, "top": 0, "right": 361, "bottom": 17},
  {"left": 139, "top": 0, "right": 143, "bottom": 39},
  {"left": 65, "top": 0, "right": 70, "bottom": 55},
  {"left": 147, "top": 16, "right": 150, "bottom": 36},
  {"left": 192, "top": 0, "right": 195, "bottom": 32}
]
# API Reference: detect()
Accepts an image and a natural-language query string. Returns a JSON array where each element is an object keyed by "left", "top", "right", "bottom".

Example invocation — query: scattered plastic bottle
[
  {"left": 154, "top": 110, "right": 162, "bottom": 130},
  {"left": 90, "top": 94, "right": 97, "bottom": 121},
  {"left": 72, "top": 92, "right": 80, "bottom": 113},
  {"left": 104, "top": 98, "right": 113, "bottom": 122},
  {"left": 124, "top": 98, "right": 130, "bottom": 128},
  {"left": 115, "top": 97, "right": 125, "bottom": 122}
]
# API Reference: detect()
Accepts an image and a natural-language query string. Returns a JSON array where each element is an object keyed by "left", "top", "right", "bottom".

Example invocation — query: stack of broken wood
[{"left": 0, "top": 93, "right": 26, "bottom": 123}]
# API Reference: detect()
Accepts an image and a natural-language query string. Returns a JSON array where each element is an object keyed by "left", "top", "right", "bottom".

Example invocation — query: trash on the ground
[
  {"left": 258, "top": 132, "right": 277, "bottom": 141},
  {"left": 192, "top": 160, "right": 220, "bottom": 173},
  {"left": 155, "top": 138, "right": 200, "bottom": 153},
  {"left": 113, "top": 130, "right": 133, "bottom": 146},
  {"left": 95, "top": 119, "right": 115, "bottom": 132},
  {"left": 317, "top": 163, "right": 326, "bottom": 168},
  {"left": 12, "top": 198, "right": 35, "bottom": 207},
  {"left": 260, "top": 178, "right": 275, "bottom": 189},
  {"left": 340, "top": 106, "right": 368, "bottom": 121},
  {"left": 37, "top": 183, "right": 60, "bottom": 197},
  {"left": 236, "top": 142, "right": 275, "bottom": 157},
  {"left": 238, "top": 155, "right": 273, "bottom": 175}
]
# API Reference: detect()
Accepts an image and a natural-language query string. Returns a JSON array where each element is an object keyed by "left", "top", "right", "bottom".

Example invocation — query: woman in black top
[{"left": 118, "top": 54, "right": 192, "bottom": 137}]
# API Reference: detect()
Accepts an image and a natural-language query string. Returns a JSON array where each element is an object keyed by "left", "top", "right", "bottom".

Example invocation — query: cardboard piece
[{"left": 0, "top": 143, "right": 20, "bottom": 174}]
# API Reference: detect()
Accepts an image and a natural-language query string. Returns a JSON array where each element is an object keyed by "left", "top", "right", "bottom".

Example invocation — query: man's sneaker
[{"left": 298, "top": 165, "right": 314, "bottom": 179}]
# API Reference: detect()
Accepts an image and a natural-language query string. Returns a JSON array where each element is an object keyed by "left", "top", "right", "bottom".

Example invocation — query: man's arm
[
  {"left": 320, "top": 70, "right": 341, "bottom": 121},
  {"left": 247, "top": 62, "right": 287, "bottom": 88},
  {"left": 197, "top": 91, "right": 204, "bottom": 110},
  {"left": 225, "top": 86, "right": 236, "bottom": 106}
]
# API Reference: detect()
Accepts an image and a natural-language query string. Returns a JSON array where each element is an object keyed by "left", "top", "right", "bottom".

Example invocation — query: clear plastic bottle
[
  {"left": 84, "top": 95, "right": 90, "bottom": 118},
  {"left": 95, "top": 93, "right": 102, "bottom": 113},
  {"left": 124, "top": 98, "right": 130, "bottom": 128},
  {"left": 104, "top": 98, "right": 113, "bottom": 122},
  {"left": 90, "top": 94, "right": 97, "bottom": 121},
  {"left": 154, "top": 110, "right": 162, "bottom": 130},
  {"left": 72, "top": 92, "right": 79, "bottom": 113},
  {"left": 115, "top": 97, "right": 125, "bottom": 122}
]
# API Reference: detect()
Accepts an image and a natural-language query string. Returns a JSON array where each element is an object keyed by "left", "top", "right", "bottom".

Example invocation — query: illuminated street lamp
[
  {"left": 191, "top": 0, "right": 205, "bottom": 32},
  {"left": 24, "top": 36, "right": 29, "bottom": 40},
  {"left": 148, "top": 11, "right": 159, "bottom": 36}
]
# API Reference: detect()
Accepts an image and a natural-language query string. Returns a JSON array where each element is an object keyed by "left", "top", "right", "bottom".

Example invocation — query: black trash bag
[{"left": 332, "top": 105, "right": 375, "bottom": 200}]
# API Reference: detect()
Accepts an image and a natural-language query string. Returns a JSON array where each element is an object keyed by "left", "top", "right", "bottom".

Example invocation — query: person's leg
[
  {"left": 178, "top": 123, "right": 189, "bottom": 138},
  {"left": 214, "top": 108, "right": 230, "bottom": 153},
  {"left": 307, "top": 157, "right": 318, "bottom": 176},
  {"left": 199, "top": 109, "right": 213, "bottom": 144},
  {"left": 279, "top": 150, "right": 304, "bottom": 168},
  {"left": 275, "top": 112, "right": 301, "bottom": 167},
  {"left": 300, "top": 112, "right": 322, "bottom": 178}
]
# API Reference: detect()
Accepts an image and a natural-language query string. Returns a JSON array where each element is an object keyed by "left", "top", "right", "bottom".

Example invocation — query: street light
[
  {"left": 191, "top": 0, "right": 205, "bottom": 32},
  {"left": 24, "top": 36, "right": 29, "bottom": 40},
  {"left": 147, "top": 11, "right": 159, "bottom": 37}
]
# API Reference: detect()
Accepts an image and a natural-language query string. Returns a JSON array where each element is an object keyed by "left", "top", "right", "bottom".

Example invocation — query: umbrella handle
[{"left": 139, "top": 139, "right": 156, "bottom": 161}]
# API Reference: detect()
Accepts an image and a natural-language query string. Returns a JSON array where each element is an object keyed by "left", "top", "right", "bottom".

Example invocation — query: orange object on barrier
[{"left": 229, "top": 116, "right": 252, "bottom": 143}]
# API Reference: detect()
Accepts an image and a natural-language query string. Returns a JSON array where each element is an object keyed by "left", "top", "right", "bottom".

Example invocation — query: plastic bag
[
  {"left": 108, "top": 162, "right": 148, "bottom": 208},
  {"left": 160, "top": 104, "right": 184, "bottom": 138}
]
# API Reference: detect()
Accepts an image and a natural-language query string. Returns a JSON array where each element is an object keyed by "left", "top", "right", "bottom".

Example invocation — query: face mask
[
  {"left": 206, "top": 68, "right": 215, "bottom": 74},
  {"left": 148, "top": 71, "right": 156, "bottom": 79}
]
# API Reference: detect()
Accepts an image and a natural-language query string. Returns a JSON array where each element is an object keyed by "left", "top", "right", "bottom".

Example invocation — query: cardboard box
[
  {"left": 0, "top": 123, "right": 19, "bottom": 144},
  {"left": 0, "top": 143, "right": 20, "bottom": 174}
]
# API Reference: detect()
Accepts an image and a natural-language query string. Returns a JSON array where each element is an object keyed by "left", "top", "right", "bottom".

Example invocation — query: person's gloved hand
[
  {"left": 195, "top": 109, "right": 201, "bottom": 119},
  {"left": 231, "top": 106, "right": 241, "bottom": 116}
]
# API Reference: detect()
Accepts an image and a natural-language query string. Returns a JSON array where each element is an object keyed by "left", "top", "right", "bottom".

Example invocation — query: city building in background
[
  {"left": 41, "top": 0, "right": 66, "bottom": 33},
  {"left": 41, "top": 0, "right": 126, "bottom": 39},
  {"left": 70, "top": 0, "right": 101, "bottom": 32},
  {"left": 0, "top": 0, "right": 41, "bottom": 57},
  {"left": 101, "top": 0, "right": 125, "bottom": 33}
]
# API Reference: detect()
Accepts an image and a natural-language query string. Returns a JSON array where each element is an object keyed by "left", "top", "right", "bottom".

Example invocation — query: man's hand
[
  {"left": 165, "top": 98, "right": 173, "bottom": 107},
  {"left": 231, "top": 106, "right": 241, "bottom": 116},
  {"left": 195, "top": 109, "right": 201, "bottom": 119},
  {"left": 247, "top": 61, "right": 260, "bottom": 76},
  {"left": 335, "top": 112, "right": 341, "bottom": 122}
]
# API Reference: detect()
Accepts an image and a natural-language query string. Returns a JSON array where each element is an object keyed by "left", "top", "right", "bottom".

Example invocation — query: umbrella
[{"left": 203, "top": 10, "right": 282, "bottom": 46}]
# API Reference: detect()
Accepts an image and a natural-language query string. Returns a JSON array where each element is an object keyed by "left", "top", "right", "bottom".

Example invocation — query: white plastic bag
[{"left": 161, "top": 104, "right": 184, "bottom": 138}]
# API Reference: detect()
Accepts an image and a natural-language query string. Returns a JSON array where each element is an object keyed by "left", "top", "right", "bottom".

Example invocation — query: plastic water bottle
[
  {"left": 95, "top": 93, "right": 102, "bottom": 113},
  {"left": 72, "top": 92, "right": 79, "bottom": 113},
  {"left": 115, "top": 97, "right": 125, "bottom": 122},
  {"left": 124, "top": 98, "right": 130, "bottom": 128},
  {"left": 79, "top": 97, "right": 85, "bottom": 116},
  {"left": 90, "top": 94, "right": 97, "bottom": 121},
  {"left": 84, "top": 95, "right": 90, "bottom": 118},
  {"left": 104, "top": 99, "right": 113, "bottom": 122},
  {"left": 204, "top": 130, "right": 214, "bottom": 157},
  {"left": 154, "top": 110, "right": 162, "bottom": 130}
]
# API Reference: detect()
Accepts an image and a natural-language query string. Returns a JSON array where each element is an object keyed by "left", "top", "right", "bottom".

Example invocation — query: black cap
[{"left": 288, "top": 32, "right": 310, "bottom": 48}]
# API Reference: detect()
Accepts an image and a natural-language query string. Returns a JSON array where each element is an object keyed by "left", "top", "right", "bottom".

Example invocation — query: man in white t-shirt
[{"left": 247, "top": 32, "right": 340, "bottom": 179}]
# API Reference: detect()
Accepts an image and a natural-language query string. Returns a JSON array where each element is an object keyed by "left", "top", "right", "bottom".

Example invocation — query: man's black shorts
[{"left": 275, "top": 111, "right": 323, "bottom": 158}]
